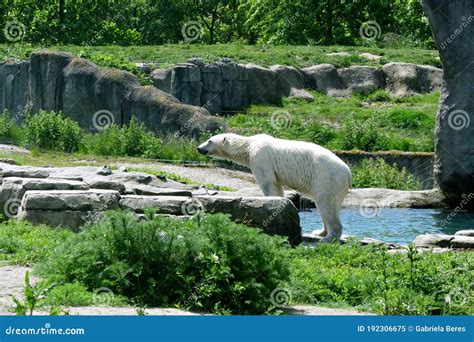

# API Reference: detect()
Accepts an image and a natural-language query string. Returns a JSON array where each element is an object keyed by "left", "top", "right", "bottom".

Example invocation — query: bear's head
[
  {"left": 197, "top": 133, "right": 251, "bottom": 166},
  {"left": 197, "top": 133, "right": 231, "bottom": 158}
]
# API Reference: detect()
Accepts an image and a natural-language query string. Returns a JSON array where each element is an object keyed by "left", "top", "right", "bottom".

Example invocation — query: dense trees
[{"left": 0, "top": 0, "right": 432, "bottom": 47}]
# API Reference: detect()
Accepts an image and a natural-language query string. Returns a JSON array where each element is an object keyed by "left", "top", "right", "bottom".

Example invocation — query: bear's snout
[{"left": 197, "top": 147, "right": 208, "bottom": 155}]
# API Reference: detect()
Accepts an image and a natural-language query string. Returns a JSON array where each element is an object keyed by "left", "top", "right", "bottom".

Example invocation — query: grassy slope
[
  {"left": 1, "top": 43, "right": 440, "bottom": 68},
  {"left": 229, "top": 91, "right": 439, "bottom": 152}
]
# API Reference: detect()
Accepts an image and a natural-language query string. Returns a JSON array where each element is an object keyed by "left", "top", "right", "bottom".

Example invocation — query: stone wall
[
  {"left": 151, "top": 58, "right": 443, "bottom": 113},
  {"left": 0, "top": 162, "right": 302, "bottom": 245},
  {"left": 0, "top": 52, "right": 221, "bottom": 138}
]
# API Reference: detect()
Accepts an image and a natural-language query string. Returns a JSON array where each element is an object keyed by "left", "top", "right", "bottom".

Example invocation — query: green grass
[
  {"left": 0, "top": 220, "right": 73, "bottom": 265},
  {"left": 1, "top": 214, "right": 471, "bottom": 315},
  {"left": 0, "top": 43, "right": 441, "bottom": 69},
  {"left": 228, "top": 91, "right": 438, "bottom": 152}
]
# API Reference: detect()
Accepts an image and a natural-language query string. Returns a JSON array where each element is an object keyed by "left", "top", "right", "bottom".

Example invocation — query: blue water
[{"left": 299, "top": 208, "right": 474, "bottom": 245}]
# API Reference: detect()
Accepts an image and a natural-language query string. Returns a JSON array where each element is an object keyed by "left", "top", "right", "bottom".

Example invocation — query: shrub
[
  {"left": 288, "top": 242, "right": 473, "bottom": 315},
  {"left": 37, "top": 211, "right": 290, "bottom": 314},
  {"left": 0, "top": 111, "right": 22, "bottom": 144},
  {"left": 351, "top": 158, "right": 423, "bottom": 190},
  {"left": 341, "top": 115, "right": 387, "bottom": 151},
  {"left": 23, "top": 111, "right": 83, "bottom": 153}
]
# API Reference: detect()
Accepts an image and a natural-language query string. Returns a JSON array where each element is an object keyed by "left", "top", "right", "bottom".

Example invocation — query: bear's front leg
[{"left": 252, "top": 167, "right": 284, "bottom": 197}]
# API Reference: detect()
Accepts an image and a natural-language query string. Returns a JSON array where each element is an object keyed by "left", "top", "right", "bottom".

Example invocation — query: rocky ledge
[{"left": 0, "top": 163, "right": 302, "bottom": 245}]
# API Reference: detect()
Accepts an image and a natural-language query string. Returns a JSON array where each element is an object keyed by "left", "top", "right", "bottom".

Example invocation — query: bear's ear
[{"left": 223, "top": 136, "right": 228, "bottom": 144}]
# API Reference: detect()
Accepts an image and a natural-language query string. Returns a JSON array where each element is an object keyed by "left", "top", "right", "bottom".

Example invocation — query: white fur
[{"left": 198, "top": 133, "right": 352, "bottom": 241}]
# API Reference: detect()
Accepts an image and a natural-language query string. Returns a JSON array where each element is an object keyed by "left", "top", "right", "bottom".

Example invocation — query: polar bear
[{"left": 197, "top": 133, "right": 352, "bottom": 242}]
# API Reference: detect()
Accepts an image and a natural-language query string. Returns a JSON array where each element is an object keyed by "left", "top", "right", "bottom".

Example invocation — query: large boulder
[
  {"left": 382, "top": 62, "right": 421, "bottom": 96},
  {"left": 338, "top": 66, "right": 384, "bottom": 95},
  {"left": 62, "top": 57, "right": 140, "bottom": 130},
  {"left": 150, "top": 68, "right": 172, "bottom": 93},
  {"left": 269, "top": 65, "right": 306, "bottom": 96},
  {"left": 413, "top": 234, "right": 454, "bottom": 248},
  {"left": 170, "top": 63, "right": 202, "bottom": 106},
  {"left": 29, "top": 51, "right": 73, "bottom": 112},
  {"left": 0, "top": 60, "right": 30, "bottom": 119},
  {"left": 422, "top": 0, "right": 474, "bottom": 205},
  {"left": 120, "top": 194, "right": 302, "bottom": 245},
  {"left": 245, "top": 64, "right": 281, "bottom": 105},
  {"left": 302, "top": 64, "right": 344, "bottom": 94},
  {"left": 418, "top": 65, "right": 443, "bottom": 93},
  {"left": 219, "top": 62, "right": 249, "bottom": 111}
]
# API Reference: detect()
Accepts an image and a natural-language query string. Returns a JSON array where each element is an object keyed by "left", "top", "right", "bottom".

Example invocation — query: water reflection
[{"left": 299, "top": 208, "right": 474, "bottom": 244}]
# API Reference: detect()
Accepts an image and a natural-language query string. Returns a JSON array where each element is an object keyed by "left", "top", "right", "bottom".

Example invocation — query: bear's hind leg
[{"left": 314, "top": 198, "right": 343, "bottom": 242}]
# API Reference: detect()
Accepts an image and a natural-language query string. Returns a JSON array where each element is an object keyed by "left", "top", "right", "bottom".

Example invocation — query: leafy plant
[
  {"left": 12, "top": 271, "right": 54, "bottom": 315},
  {"left": 37, "top": 211, "right": 290, "bottom": 314},
  {"left": 351, "top": 158, "right": 423, "bottom": 190}
]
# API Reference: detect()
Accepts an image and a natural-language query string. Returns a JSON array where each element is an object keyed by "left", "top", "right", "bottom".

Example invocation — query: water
[{"left": 299, "top": 208, "right": 474, "bottom": 245}]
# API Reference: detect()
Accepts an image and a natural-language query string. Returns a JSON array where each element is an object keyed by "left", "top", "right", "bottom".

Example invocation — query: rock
[
  {"left": 382, "top": 62, "right": 421, "bottom": 96},
  {"left": 127, "top": 185, "right": 192, "bottom": 197},
  {"left": 21, "top": 189, "right": 120, "bottom": 211},
  {"left": 359, "top": 53, "right": 382, "bottom": 61},
  {"left": 186, "top": 58, "right": 205, "bottom": 67},
  {"left": 326, "top": 52, "right": 351, "bottom": 57},
  {"left": 18, "top": 210, "right": 95, "bottom": 232},
  {"left": 29, "top": 51, "right": 73, "bottom": 113},
  {"left": 288, "top": 88, "right": 314, "bottom": 102},
  {"left": 450, "top": 236, "right": 474, "bottom": 249},
  {"left": 0, "top": 60, "right": 30, "bottom": 119},
  {"left": 219, "top": 63, "right": 249, "bottom": 112},
  {"left": 150, "top": 68, "right": 172, "bottom": 93},
  {"left": 135, "top": 62, "right": 157, "bottom": 74},
  {"left": 62, "top": 57, "right": 139, "bottom": 131},
  {"left": 413, "top": 234, "right": 454, "bottom": 248},
  {"left": 85, "top": 179, "right": 126, "bottom": 193},
  {"left": 343, "top": 188, "right": 446, "bottom": 208},
  {"left": 1, "top": 167, "right": 50, "bottom": 178},
  {"left": 0, "top": 158, "right": 18, "bottom": 165},
  {"left": 170, "top": 63, "right": 202, "bottom": 106},
  {"left": 417, "top": 65, "right": 443, "bottom": 92},
  {"left": 454, "top": 230, "right": 474, "bottom": 237},
  {"left": 96, "top": 165, "right": 112, "bottom": 176},
  {"left": 120, "top": 195, "right": 302, "bottom": 245},
  {"left": 338, "top": 66, "right": 384, "bottom": 95},
  {"left": 196, "top": 195, "right": 302, "bottom": 245},
  {"left": 269, "top": 65, "right": 306, "bottom": 96},
  {"left": 126, "top": 86, "right": 220, "bottom": 138},
  {"left": 245, "top": 64, "right": 281, "bottom": 105},
  {"left": 302, "top": 64, "right": 344, "bottom": 94},
  {"left": 422, "top": 1, "right": 474, "bottom": 205},
  {"left": 119, "top": 195, "right": 189, "bottom": 215}
]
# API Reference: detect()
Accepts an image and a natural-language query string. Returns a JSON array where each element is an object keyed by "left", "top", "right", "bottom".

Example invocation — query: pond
[{"left": 299, "top": 208, "right": 474, "bottom": 245}]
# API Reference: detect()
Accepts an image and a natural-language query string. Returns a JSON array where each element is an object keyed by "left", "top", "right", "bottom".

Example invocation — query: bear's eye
[{"left": 209, "top": 140, "right": 213, "bottom": 144}]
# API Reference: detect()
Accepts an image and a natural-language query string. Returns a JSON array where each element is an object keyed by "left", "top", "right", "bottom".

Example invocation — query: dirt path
[{"left": 0, "top": 266, "right": 371, "bottom": 316}]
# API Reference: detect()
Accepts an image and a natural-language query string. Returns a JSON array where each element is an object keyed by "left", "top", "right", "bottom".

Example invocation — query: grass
[
  {"left": 228, "top": 90, "right": 438, "bottom": 152},
  {"left": 1, "top": 214, "right": 472, "bottom": 315},
  {"left": 0, "top": 43, "right": 441, "bottom": 69}
]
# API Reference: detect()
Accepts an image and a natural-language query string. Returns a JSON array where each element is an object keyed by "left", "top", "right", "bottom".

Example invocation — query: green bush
[
  {"left": 351, "top": 158, "right": 423, "bottom": 190},
  {"left": 288, "top": 242, "right": 473, "bottom": 315},
  {"left": 24, "top": 111, "right": 83, "bottom": 153},
  {"left": 0, "top": 111, "right": 22, "bottom": 144},
  {"left": 341, "top": 115, "right": 388, "bottom": 151},
  {"left": 37, "top": 211, "right": 290, "bottom": 314}
]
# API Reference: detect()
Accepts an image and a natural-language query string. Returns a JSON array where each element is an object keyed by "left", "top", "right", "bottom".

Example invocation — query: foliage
[
  {"left": 37, "top": 211, "right": 291, "bottom": 314},
  {"left": 0, "top": 111, "right": 22, "bottom": 144},
  {"left": 351, "top": 158, "right": 423, "bottom": 190},
  {"left": 0, "top": 220, "right": 73, "bottom": 265},
  {"left": 0, "top": 0, "right": 433, "bottom": 47},
  {"left": 288, "top": 241, "right": 473, "bottom": 315},
  {"left": 12, "top": 271, "right": 54, "bottom": 315},
  {"left": 24, "top": 111, "right": 83, "bottom": 153}
]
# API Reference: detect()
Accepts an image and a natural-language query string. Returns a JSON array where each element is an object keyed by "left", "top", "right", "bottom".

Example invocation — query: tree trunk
[
  {"left": 422, "top": 0, "right": 474, "bottom": 206},
  {"left": 59, "top": 0, "right": 65, "bottom": 43}
]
